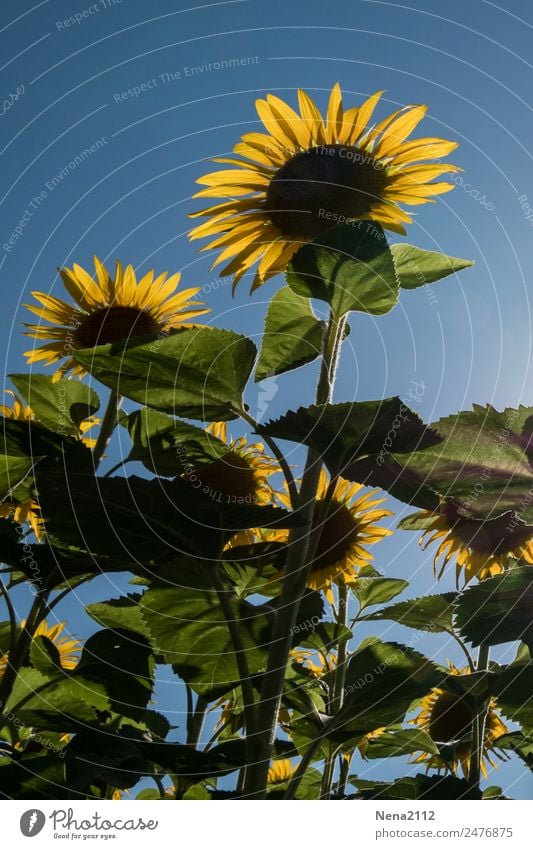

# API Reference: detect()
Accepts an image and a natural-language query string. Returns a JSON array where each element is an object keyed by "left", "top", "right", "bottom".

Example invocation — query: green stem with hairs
[
  {"left": 242, "top": 310, "right": 347, "bottom": 799},
  {"left": 92, "top": 389, "right": 122, "bottom": 470},
  {"left": 469, "top": 643, "right": 490, "bottom": 790}
]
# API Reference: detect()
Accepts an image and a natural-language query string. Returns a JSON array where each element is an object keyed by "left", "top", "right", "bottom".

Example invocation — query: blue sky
[{"left": 1, "top": 0, "right": 533, "bottom": 798}]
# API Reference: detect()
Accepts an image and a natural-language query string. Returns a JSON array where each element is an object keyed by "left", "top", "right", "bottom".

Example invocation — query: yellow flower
[
  {"left": 0, "top": 619, "right": 81, "bottom": 679},
  {"left": 183, "top": 422, "right": 281, "bottom": 538},
  {"left": 189, "top": 83, "right": 459, "bottom": 291},
  {"left": 418, "top": 504, "right": 533, "bottom": 585},
  {"left": 410, "top": 662, "right": 508, "bottom": 778},
  {"left": 291, "top": 648, "right": 337, "bottom": 677},
  {"left": 273, "top": 470, "right": 392, "bottom": 603},
  {"left": 23, "top": 256, "right": 209, "bottom": 379},
  {"left": 0, "top": 391, "right": 99, "bottom": 539},
  {"left": 267, "top": 758, "right": 297, "bottom": 785}
]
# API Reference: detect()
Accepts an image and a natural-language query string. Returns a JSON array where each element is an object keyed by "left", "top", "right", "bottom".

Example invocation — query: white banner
[{"left": 2, "top": 800, "right": 531, "bottom": 848}]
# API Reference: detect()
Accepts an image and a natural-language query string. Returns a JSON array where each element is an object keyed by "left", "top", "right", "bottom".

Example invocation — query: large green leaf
[
  {"left": 75, "top": 327, "right": 257, "bottom": 421},
  {"left": 37, "top": 471, "right": 299, "bottom": 566},
  {"left": 287, "top": 222, "right": 399, "bottom": 316},
  {"left": 255, "top": 286, "right": 326, "bottom": 381},
  {"left": 338, "top": 639, "right": 443, "bottom": 731},
  {"left": 0, "top": 753, "right": 69, "bottom": 799},
  {"left": 359, "top": 404, "right": 533, "bottom": 519},
  {"left": 258, "top": 398, "right": 440, "bottom": 482},
  {"left": 9, "top": 374, "right": 100, "bottom": 435},
  {"left": 365, "top": 592, "right": 457, "bottom": 633},
  {"left": 125, "top": 408, "right": 228, "bottom": 476},
  {"left": 363, "top": 727, "right": 439, "bottom": 759},
  {"left": 86, "top": 593, "right": 152, "bottom": 640},
  {"left": 391, "top": 244, "right": 473, "bottom": 290},
  {"left": 141, "top": 563, "right": 271, "bottom": 699},
  {"left": 454, "top": 568, "right": 533, "bottom": 647}
]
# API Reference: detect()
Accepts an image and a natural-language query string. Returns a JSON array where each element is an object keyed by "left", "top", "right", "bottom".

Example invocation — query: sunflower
[
  {"left": 410, "top": 662, "right": 508, "bottom": 778},
  {"left": 185, "top": 421, "right": 281, "bottom": 513},
  {"left": 189, "top": 83, "right": 459, "bottom": 291},
  {"left": 267, "top": 759, "right": 297, "bottom": 785},
  {"left": 0, "top": 619, "right": 80, "bottom": 679},
  {"left": 23, "top": 256, "right": 209, "bottom": 379},
  {"left": 418, "top": 503, "right": 533, "bottom": 584},
  {"left": 0, "top": 391, "right": 99, "bottom": 539},
  {"left": 290, "top": 647, "right": 338, "bottom": 677},
  {"left": 273, "top": 470, "right": 392, "bottom": 603}
]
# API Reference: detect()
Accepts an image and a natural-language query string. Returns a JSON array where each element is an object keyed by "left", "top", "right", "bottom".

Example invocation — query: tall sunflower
[
  {"left": 0, "top": 391, "right": 99, "bottom": 539},
  {"left": 417, "top": 503, "right": 533, "bottom": 584},
  {"left": 272, "top": 470, "right": 392, "bottom": 603},
  {"left": 189, "top": 83, "right": 459, "bottom": 291},
  {"left": 23, "top": 256, "right": 209, "bottom": 379},
  {"left": 410, "top": 662, "right": 508, "bottom": 778},
  {"left": 0, "top": 619, "right": 80, "bottom": 679}
]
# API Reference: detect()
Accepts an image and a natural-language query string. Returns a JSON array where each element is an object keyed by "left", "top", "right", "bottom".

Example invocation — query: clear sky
[{"left": 1, "top": 0, "right": 533, "bottom": 798}]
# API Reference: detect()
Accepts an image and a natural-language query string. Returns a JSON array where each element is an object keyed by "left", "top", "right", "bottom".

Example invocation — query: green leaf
[
  {"left": 29, "top": 635, "right": 61, "bottom": 673},
  {"left": 255, "top": 287, "right": 326, "bottom": 381},
  {"left": 0, "top": 753, "right": 69, "bottom": 799},
  {"left": 258, "top": 398, "right": 440, "bottom": 480},
  {"left": 287, "top": 222, "right": 399, "bottom": 317},
  {"left": 454, "top": 568, "right": 533, "bottom": 647},
  {"left": 391, "top": 244, "right": 473, "bottom": 290},
  {"left": 86, "top": 593, "right": 152, "bottom": 640},
  {"left": 5, "top": 666, "right": 111, "bottom": 732},
  {"left": 365, "top": 592, "right": 457, "bottom": 632},
  {"left": 497, "top": 731, "right": 533, "bottom": 771},
  {"left": 354, "top": 577, "right": 409, "bottom": 611},
  {"left": 125, "top": 408, "right": 228, "bottom": 476},
  {"left": 352, "top": 773, "right": 481, "bottom": 800},
  {"left": 75, "top": 327, "right": 257, "bottom": 421},
  {"left": 0, "top": 454, "right": 36, "bottom": 499},
  {"left": 75, "top": 629, "right": 155, "bottom": 719},
  {"left": 366, "top": 404, "right": 533, "bottom": 519},
  {"left": 339, "top": 639, "right": 443, "bottom": 731},
  {"left": 37, "top": 472, "right": 299, "bottom": 566},
  {"left": 9, "top": 374, "right": 100, "bottom": 435},
  {"left": 142, "top": 563, "right": 271, "bottom": 699},
  {"left": 363, "top": 727, "right": 439, "bottom": 759},
  {"left": 495, "top": 663, "right": 533, "bottom": 727}
]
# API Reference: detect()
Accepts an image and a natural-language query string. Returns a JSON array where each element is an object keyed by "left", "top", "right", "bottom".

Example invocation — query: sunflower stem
[
  {"left": 0, "top": 575, "right": 55, "bottom": 713},
  {"left": 187, "top": 694, "right": 208, "bottom": 748},
  {"left": 320, "top": 752, "right": 335, "bottom": 799},
  {"left": 469, "top": 643, "right": 490, "bottom": 790},
  {"left": 242, "top": 310, "right": 347, "bottom": 799},
  {"left": 92, "top": 389, "right": 122, "bottom": 470},
  {"left": 212, "top": 569, "right": 258, "bottom": 767}
]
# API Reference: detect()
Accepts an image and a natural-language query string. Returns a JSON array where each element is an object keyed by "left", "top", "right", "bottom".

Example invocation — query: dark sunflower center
[
  {"left": 265, "top": 144, "right": 388, "bottom": 239},
  {"left": 75, "top": 306, "right": 161, "bottom": 348},
  {"left": 429, "top": 692, "right": 473, "bottom": 743},
  {"left": 191, "top": 450, "right": 257, "bottom": 502},
  {"left": 311, "top": 500, "right": 358, "bottom": 573}
]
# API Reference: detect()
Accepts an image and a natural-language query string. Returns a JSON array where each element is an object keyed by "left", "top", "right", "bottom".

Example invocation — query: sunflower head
[
  {"left": 411, "top": 662, "right": 508, "bottom": 777},
  {"left": 0, "top": 620, "right": 80, "bottom": 680},
  {"left": 418, "top": 502, "right": 533, "bottom": 585},
  {"left": 267, "top": 758, "right": 297, "bottom": 785},
  {"left": 186, "top": 421, "right": 281, "bottom": 506},
  {"left": 189, "top": 83, "right": 459, "bottom": 291},
  {"left": 23, "top": 256, "right": 209, "bottom": 378},
  {"left": 274, "top": 470, "right": 392, "bottom": 603}
]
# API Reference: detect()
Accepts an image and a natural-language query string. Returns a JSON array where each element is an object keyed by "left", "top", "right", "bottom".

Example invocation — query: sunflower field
[{"left": 1, "top": 84, "right": 532, "bottom": 802}]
